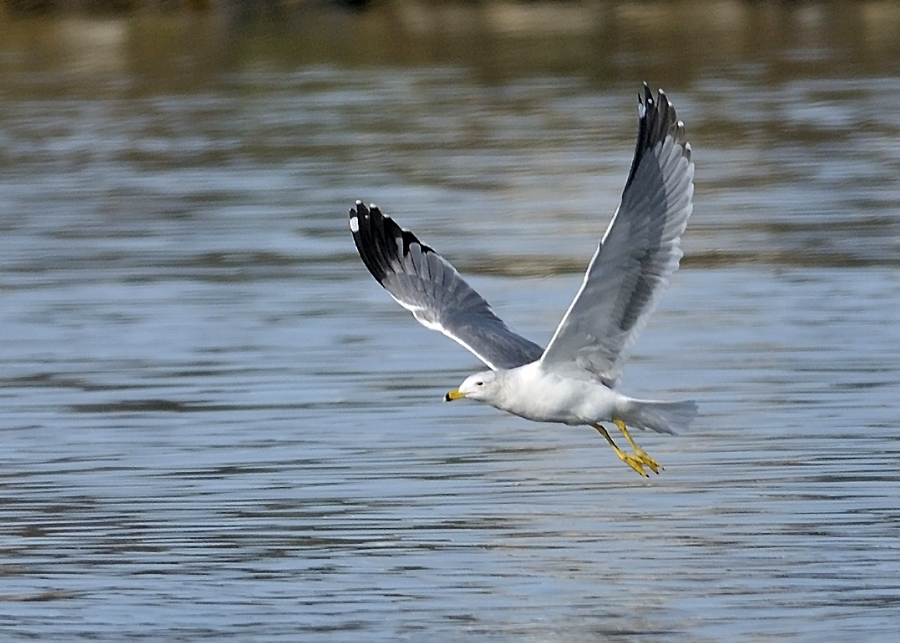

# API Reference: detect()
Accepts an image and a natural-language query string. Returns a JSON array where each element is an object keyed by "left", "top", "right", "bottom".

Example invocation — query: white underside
[{"left": 491, "top": 361, "right": 624, "bottom": 426}]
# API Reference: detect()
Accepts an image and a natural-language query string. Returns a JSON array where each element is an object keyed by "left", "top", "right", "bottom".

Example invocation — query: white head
[{"left": 444, "top": 370, "right": 499, "bottom": 403}]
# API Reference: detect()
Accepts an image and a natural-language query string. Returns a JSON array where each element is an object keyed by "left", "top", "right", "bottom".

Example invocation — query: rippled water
[{"left": 1, "top": 6, "right": 899, "bottom": 641}]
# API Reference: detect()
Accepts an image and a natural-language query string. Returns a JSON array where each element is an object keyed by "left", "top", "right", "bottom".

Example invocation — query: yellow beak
[{"left": 444, "top": 389, "right": 466, "bottom": 402}]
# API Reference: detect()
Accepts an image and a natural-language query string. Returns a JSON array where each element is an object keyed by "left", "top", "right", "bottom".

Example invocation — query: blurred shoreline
[
  {"left": 3, "top": 0, "right": 900, "bottom": 27},
  {"left": 2, "top": 1, "right": 899, "bottom": 69}
]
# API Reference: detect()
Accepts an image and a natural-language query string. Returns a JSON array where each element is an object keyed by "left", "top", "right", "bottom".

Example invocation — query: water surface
[{"left": 1, "top": 5, "right": 899, "bottom": 641}]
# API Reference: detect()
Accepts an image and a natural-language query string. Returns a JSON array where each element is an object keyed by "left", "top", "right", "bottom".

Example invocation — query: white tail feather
[{"left": 624, "top": 399, "right": 698, "bottom": 434}]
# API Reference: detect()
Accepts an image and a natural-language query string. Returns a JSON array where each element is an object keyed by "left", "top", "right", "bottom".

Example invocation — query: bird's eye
[{"left": 476, "top": 381, "right": 484, "bottom": 386}]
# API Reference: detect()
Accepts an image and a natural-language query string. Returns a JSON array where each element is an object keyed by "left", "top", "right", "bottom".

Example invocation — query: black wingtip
[
  {"left": 349, "top": 200, "right": 387, "bottom": 284},
  {"left": 624, "top": 83, "right": 688, "bottom": 190},
  {"left": 348, "top": 200, "right": 434, "bottom": 288}
]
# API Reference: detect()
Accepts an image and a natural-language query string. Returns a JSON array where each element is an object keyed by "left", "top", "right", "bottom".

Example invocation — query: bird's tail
[{"left": 623, "top": 399, "right": 698, "bottom": 435}]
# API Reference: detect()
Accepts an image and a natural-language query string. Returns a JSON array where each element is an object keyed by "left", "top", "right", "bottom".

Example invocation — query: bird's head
[{"left": 444, "top": 370, "right": 498, "bottom": 403}]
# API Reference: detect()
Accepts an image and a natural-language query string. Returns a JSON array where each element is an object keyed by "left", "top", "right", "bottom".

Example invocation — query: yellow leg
[
  {"left": 613, "top": 419, "right": 662, "bottom": 474},
  {"left": 592, "top": 424, "right": 651, "bottom": 477}
]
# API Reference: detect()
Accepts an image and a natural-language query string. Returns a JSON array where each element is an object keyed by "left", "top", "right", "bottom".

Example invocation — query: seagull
[{"left": 349, "top": 84, "right": 696, "bottom": 476}]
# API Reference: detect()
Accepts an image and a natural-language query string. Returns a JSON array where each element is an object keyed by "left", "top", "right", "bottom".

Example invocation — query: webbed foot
[
  {"left": 593, "top": 422, "right": 662, "bottom": 476},
  {"left": 618, "top": 450, "right": 653, "bottom": 477},
  {"left": 613, "top": 419, "right": 663, "bottom": 474}
]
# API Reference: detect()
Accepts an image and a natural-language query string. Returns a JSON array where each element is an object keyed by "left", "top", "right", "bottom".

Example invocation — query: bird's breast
[{"left": 495, "top": 365, "right": 618, "bottom": 425}]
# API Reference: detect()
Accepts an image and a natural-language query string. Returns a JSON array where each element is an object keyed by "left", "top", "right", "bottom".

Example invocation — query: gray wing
[
  {"left": 539, "top": 84, "right": 694, "bottom": 386},
  {"left": 349, "top": 201, "right": 544, "bottom": 370}
]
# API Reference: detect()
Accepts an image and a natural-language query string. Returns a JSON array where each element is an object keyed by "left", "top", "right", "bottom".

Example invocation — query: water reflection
[{"left": 1, "top": 5, "right": 899, "bottom": 642}]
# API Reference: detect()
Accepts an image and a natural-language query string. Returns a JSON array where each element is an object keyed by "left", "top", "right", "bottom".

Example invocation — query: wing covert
[
  {"left": 539, "top": 84, "right": 694, "bottom": 386},
  {"left": 350, "top": 201, "right": 544, "bottom": 370}
]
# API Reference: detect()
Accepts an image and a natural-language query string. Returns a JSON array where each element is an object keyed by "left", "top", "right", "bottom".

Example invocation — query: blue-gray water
[{"left": 1, "top": 6, "right": 899, "bottom": 641}]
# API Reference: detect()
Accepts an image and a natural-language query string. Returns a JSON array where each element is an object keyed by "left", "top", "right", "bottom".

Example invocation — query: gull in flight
[{"left": 349, "top": 84, "right": 696, "bottom": 476}]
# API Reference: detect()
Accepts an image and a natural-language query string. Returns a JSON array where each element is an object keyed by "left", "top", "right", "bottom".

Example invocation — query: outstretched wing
[
  {"left": 539, "top": 84, "right": 694, "bottom": 386},
  {"left": 349, "top": 201, "right": 544, "bottom": 370}
]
